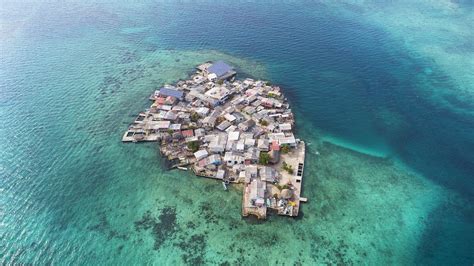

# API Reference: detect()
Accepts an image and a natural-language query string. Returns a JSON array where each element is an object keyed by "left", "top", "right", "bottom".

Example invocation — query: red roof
[
  {"left": 155, "top": 97, "right": 165, "bottom": 105},
  {"left": 198, "top": 159, "right": 207, "bottom": 167},
  {"left": 182, "top": 129, "right": 194, "bottom": 138},
  {"left": 271, "top": 140, "right": 280, "bottom": 151}
]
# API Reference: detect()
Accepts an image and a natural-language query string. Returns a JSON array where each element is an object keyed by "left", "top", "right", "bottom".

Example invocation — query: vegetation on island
[
  {"left": 259, "top": 152, "right": 270, "bottom": 165},
  {"left": 280, "top": 144, "right": 290, "bottom": 154},
  {"left": 267, "top": 93, "right": 278, "bottom": 99},
  {"left": 282, "top": 161, "right": 294, "bottom": 174},
  {"left": 275, "top": 183, "right": 290, "bottom": 191},
  {"left": 190, "top": 112, "right": 200, "bottom": 122},
  {"left": 187, "top": 141, "right": 200, "bottom": 152}
]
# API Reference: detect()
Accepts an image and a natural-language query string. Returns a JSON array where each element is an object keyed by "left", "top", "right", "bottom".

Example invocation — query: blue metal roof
[
  {"left": 159, "top": 88, "right": 183, "bottom": 98},
  {"left": 208, "top": 61, "right": 233, "bottom": 77}
]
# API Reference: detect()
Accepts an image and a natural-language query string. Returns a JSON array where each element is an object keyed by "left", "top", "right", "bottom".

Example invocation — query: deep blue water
[{"left": 1, "top": 1, "right": 473, "bottom": 265}]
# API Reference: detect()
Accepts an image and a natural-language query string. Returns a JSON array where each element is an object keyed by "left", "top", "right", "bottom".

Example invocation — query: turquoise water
[{"left": 1, "top": 1, "right": 473, "bottom": 265}]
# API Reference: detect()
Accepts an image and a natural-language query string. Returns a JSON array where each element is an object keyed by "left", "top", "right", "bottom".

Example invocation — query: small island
[{"left": 123, "top": 61, "right": 307, "bottom": 219}]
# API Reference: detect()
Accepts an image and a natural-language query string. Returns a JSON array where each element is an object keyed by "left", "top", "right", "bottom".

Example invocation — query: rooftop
[
  {"left": 207, "top": 60, "right": 233, "bottom": 77},
  {"left": 159, "top": 87, "right": 184, "bottom": 99}
]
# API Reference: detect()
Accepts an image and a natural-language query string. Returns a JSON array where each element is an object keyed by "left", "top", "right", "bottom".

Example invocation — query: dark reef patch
[
  {"left": 174, "top": 234, "right": 207, "bottom": 265},
  {"left": 134, "top": 206, "right": 177, "bottom": 250},
  {"left": 87, "top": 211, "right": 130, "bottom": 241},
  {"left": 87, "top": 211, "right": 110, "bottom": 232},
  {"left": 198, "top": 202, "right": 221, "bottom": 225}
]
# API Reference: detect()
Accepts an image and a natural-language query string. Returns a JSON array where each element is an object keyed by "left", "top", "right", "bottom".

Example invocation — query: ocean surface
[{"left": 1, "top": 1, "right": 473, "bottom": 265}]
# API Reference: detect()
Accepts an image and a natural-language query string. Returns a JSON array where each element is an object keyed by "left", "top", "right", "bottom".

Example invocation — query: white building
[{"left": 194, "top": 149, "right": 209, "bottom": 160}]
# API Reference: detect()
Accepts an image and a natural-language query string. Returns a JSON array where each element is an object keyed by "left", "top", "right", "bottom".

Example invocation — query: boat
[
  {"left": 177, "top": 166, "right": 188, "bottom": 171},
  {"left": 222, "top": 181, "right": 228, "bottom": 191}
]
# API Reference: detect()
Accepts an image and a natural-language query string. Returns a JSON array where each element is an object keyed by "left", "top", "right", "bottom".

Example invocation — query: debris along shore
[{"left": 123, "top": 61, "right": 307, "bottom": 219}]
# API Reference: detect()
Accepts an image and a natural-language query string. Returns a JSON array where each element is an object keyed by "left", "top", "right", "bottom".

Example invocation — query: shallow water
[{"left": 1, "top": 1, "right": 473, "bottom": 265}]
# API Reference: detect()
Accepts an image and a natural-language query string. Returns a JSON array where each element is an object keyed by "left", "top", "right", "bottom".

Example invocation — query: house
[
  {"left": 205, "top": 86, "right": 232, "bottom": 103},
  {"left": 169, "top": 124, "right": 181, "bottom": 131},
  {"left": 188, "top": 90, "right": 219, "bottom": 107},
  {"left": 207, "top": 61, "right": 236, "bottom": 80},
  {"left": 279, "top": 134, "right": 297, "bottom": 147},
  {"left": 244, "top": 165, "right": 258, "bottom": 183},
  {"left": 224, "top": 152, "right": 244, "bottom": 166},
  {"left": 239, "top": 171, "right": 246, "bottom": 182},
  {"left": 194, "top": 149, "right": 209, "bottom": 161},
  {"left": 271, "top": 140, "right": 280, "bottom": 151},
  {"left": 225, "top": 139, "right": 236, "bottom": 152},
  {"left": 197, "top": 62, "right": 212, "bottom": 72},
  {"left": 236, "top": 140, "right": 245, "bottom": 152},
  {"left": 257, "top": 139, "right": 270, "bottom": 151},
  {"left": 185, "top": 136, "right": 198, "bottom": 143},
  {"left": 158, "top": 87, "right": 184, "bottom": 100},
  {"left": 232, "top": 112, "right": 245, "bottom": 122},
  {"left": 208, "top": 73, "right": 218, "bottom": 81},
  {"left": 193, "top": 75, "right": 206, "bottom": 84},
  {"left": 243, "top": 78, "right": 254, "bottom": 88},
  {"left": 225, "top": 125, "right": 237, "bottom": 133},
  {"left": 224, "top": 106, "right": 235, "bottom": 114},
  {"left": 244, "top": 138, "right": 256, "bottom": 148},
  {"left": 182, "top": 129, "right": 194, "bottom": 138},
  {"left": 238, "top": 119, "right": 256, "bottom": 131},
  {"left": 159, "top": 105, "right": 172, "bottom": 111},
  {"left": 224, "top": 113, "right": 237, "bottom": 123},
  {"left": 215, "top": 169, "right": 226, "bottom": 180},
  {"left": 228, "top": 131, "right": 240, "bottom": 141},
  {"left": 209, "top": 134, "right": 227, "bottom": 154},
  {"left": 178, "top": 112, "right": 190, "bottom": 122},
  {"left": 243, "top": 106, "right": 256, "bottom": 115},
  {"left": 172, "top": 131, "right": 183, "bottom": 140},
  {"left": 279, "top": 123, "right": 292, "bottom": 132},
  {"left": 154, "top": 97, "right": 165, "bottom": 105},
  {"left": 231, "top": 96, "right": 245, "bottom": 106},
  {"left": 194, "top": 128, "right": 206, "bottom": 138},
  {"left": 207, "top": 154, "right": 222, "bottom": 165},
  {"left": 268, "top": 132, "right": 285, "bottom": 142},
  {"left": 249, "top": 178, "right": 266, "bottom": 206},
  {"left": 164, "top": 96, "right": 177, "bottom": 105},
  {"left": 260, "top": 166, "right": 278, "bottom": 183},
  {"left": 202, "top": 107, "right": 223, "bottom": 127},
  {"left": 151, "top": 121, "right": 170, "bottom": 130},
  {"left": 261, "top": 98, "right": 274, "bottom": 108},
  {"left": 195, "top": 107, "right": 210, "bottom": 116},
  {"left": 216, "top": 120, "right": 231, "bottom": 131},
  {"left": 164, "top": 111, "right": 178, "bottom": 121}
]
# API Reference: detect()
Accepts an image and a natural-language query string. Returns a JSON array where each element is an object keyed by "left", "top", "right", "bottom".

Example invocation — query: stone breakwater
[{"left": 123, "top": 61, "right": 306, "bottom": 219}]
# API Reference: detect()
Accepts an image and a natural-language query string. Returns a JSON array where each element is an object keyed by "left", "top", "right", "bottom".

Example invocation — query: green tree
[
  {"left": 259, "top": 119, "right": 269, "bottom": 126},
  {"left": 282, "top": 161, "right": 294, "bottom": 174},
  {"left": 190, "top": 112, "right": 200, "bottom": 122},
  {"left": 187, "top": 141, "right": 200, "bottom": 152},
  {"left": 259, "top": 152, "right": 270, "bottom": 165}
]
